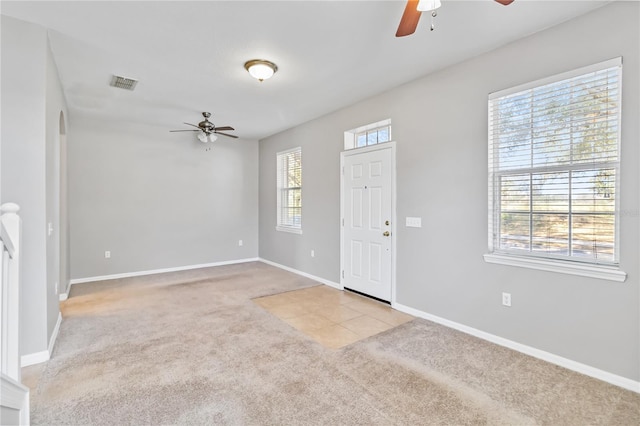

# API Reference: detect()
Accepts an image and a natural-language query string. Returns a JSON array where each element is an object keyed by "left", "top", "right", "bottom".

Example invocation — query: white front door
[{"left": 341, "top": 145, "right": 394, "bottom": 302}]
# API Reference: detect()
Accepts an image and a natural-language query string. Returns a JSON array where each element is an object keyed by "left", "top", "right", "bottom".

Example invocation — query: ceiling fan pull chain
[{"left": 430, "top": 10, "right": 437, "bottom": 31}]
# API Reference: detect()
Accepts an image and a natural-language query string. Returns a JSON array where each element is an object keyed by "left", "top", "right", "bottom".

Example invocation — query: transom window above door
[{"left": 344, "top": 119, "right": 392, "bottom": 150}]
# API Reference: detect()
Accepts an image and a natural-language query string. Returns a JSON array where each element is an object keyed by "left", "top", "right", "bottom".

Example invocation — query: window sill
[
  {"left": 276, "top": 226, "right": 302, "bottom": 235},
  {"left": 483, "top": 253, "right": 627, "bottom": 282}
]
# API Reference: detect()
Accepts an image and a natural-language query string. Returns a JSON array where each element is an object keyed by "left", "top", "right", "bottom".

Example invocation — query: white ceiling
[{"left": 2, "top": 0, "right": 610, "bottom": 140}]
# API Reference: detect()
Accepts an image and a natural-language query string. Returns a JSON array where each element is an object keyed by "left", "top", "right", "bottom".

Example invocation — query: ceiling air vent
[{"left": 110, "top": 75, "right": 138, "bottom": 91}]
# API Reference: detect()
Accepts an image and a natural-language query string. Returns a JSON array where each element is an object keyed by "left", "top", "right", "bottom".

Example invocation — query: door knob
[{"left": 383, "top": 231, "right": 390, "bottom": 237}]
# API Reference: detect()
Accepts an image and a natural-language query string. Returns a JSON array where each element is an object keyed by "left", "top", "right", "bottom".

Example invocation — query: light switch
[{"left": 406, "top": 217, "right": 422, "bottom": 228}]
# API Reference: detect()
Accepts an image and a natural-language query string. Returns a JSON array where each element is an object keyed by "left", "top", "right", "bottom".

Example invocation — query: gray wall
[
  {"left": 1, "top": 15, "right": 66, "bottom": 355},
  {"left": 68, "top": 117, "right": 259, "bottom": 279},
  {"left": 259, "top": 120, "right": 343, "bottom": 279},
  {"left": 45, "top": 38, "right": 68, "bottom": 339},
  {"left": 0, "top": 406, "right": 20, "bottom": 426},
  {"left": 259, "top": 2, "right": 639, "bottom": 381}
]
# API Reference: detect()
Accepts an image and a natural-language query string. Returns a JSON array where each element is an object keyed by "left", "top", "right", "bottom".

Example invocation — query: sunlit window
[
  {"left": 344, "top": 119, "right": 392, "bottom": 150},
  {"left": 276, "top": 147, "right": 302, "bottom": 233},
  {"left": 488, "top": 58, "right": 621, "bottom": 265}
]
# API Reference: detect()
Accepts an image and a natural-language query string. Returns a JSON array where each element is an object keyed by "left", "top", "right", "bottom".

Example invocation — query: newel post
[{"left": 1, "top": 202, "right": 22, "bottom": 382}]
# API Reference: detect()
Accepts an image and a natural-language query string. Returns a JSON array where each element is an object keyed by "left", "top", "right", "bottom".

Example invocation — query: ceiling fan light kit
[
  {"left": 396, "top": 0, "right": 514, "bottom": 37},
  {"left": 197, "top": 131, "right": 218, "bottom": 143},
  {"left": 417, "top": 0, "right": 441, "bottom": 12},
  {"left": 244, "top": 59, "right": 278, "bottom": 82}
]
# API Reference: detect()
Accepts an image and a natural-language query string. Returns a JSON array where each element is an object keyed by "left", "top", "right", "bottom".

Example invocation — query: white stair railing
[{"left": 0, "top": 202, "right": 29, "bottom": 425}]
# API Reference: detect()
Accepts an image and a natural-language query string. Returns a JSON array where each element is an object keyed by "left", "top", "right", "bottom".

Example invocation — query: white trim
[
  {"left": 483, "top": 253, "right": 627, "bottom": 282},
  {"left": 344, "top": 118, "right": 392, "bottom": 151},
  {"left": 69, "top": 258, "right": 260, "bottom": 285},
  {"left": 0, "top": 373, "right": 29, "bottom": 409},
  {"left": 340, "top": 142, "right": 397, "bottom": 303},
  {"left": 21, "top": 350, "right": 49, "bottom": 367},
  {"left": 276, "top": 146, "right": 301, "bottom": 157},
  {"left": 59, "top": 292, "right": 68, "bottom": 301},
  {"left": 0, "top": 372, "right": 30, "bottom": 425},
  {"left": 489, "top": 57, "right": 622, "bottom": 99},
  {"left": 276, "top": 226, "right": 303, "bottom": 234},
  {"left": 258, "top": 258, "right": 342, "bottom": 290},
  {"left": 393, "top": 302, "right": 640, "bottom": 394},
  {"left": 48, "top": 312, "right": 62, "bottom": 356}
]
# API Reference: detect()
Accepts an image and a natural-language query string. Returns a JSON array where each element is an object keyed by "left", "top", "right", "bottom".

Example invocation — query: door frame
[{"left": 340, "top": 142, "right": 397, "bottom": 305}]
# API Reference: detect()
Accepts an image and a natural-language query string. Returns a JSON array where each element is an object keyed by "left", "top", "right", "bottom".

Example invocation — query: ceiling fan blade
[
  {"left": 183, "top": 122, "right": 201, "bottom": 129},
  {"left": 494, "top": 0, "right": 515, "bottom": 5},
  {"left": 214, "top": 126, "right": 235, "bottom": 131},
  {"left": 169, "top": 129, "right": 199, "bottom": 132},
  {"left": 214, "top": 131, "right": 238, "bottom": 139},
  {"left": 396, "top": 0, "right": 421, "bottom": 37}
]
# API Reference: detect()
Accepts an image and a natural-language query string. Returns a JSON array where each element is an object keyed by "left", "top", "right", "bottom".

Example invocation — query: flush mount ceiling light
[{"left": 244, "top": 59, "right": 278, "bottom": 82}]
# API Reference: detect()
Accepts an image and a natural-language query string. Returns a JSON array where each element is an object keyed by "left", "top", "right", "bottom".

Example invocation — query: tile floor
[{"left": 253, "top": 285, "right": 414, "bottom": 349}]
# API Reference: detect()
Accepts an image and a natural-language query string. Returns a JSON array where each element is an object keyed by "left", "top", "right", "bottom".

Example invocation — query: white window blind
[
  {"left": 488, "top": 58, "right": 622, "bottom": 265},
  {"left": 276, "top": 147, "right": 302, "bottom": 232}
]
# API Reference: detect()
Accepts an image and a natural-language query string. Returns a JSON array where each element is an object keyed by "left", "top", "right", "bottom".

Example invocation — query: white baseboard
[
  {"left": 21, "top": 351, "right": 49, "bottom": 367},
  {"left": 69, "top": 258, "right": 260, "bottom": 286},
  {"left": 48, "top": 313, "right": 62, "bottom": 355},
  {"left": 20, "top": 313, "right": 63, "bottom": 367},
  {"left": 393, "top": 302, "right": 640, "bottom": 394},
  {"left": 258, "top": 258, "right": 342, "bottom": 290},
  {"left": 61, "top": 280, "right": 71, "bottom": 300}
]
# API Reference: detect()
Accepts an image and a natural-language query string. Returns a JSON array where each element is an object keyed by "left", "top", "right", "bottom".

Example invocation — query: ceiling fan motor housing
[
  {"left": 199, "top": 112, "right": 216, "bottom": 133},
  {"left": 199, "top": 120, "right": 215, "bottom": 133}
]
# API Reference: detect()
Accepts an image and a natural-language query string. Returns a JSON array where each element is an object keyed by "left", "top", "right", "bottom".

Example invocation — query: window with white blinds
[
  {"left": 276, "top": 147, "right": 302, "bottom": 233},
  {"left": 488, "top": 58, "right": 622, "bottom": 266}
]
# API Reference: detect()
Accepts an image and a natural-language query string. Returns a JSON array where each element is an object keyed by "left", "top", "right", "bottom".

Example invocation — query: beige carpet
[{"left": 31, "top": 262, "right": 638, "bottom": 425}]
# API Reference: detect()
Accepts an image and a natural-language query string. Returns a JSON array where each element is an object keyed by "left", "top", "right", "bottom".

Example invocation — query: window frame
[
  {"left": 276, "top": 147, "right": 303, "bottom": 234},
  {"left": 344, "top": 119, "right": 392, "bottom": 151},
  {"left": 484, "top": 57, "right": 626, "bottom": 282}
]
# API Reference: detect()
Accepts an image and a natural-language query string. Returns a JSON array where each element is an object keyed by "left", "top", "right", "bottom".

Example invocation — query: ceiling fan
[
  {"left": 396, "top": 0, "right": 515, "bottom": 37},
  {"left": 170, "top": 112, "right": 238, "bottom": 143}
]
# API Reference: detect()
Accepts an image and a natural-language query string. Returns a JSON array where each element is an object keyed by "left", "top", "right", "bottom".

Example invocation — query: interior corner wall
[
  {"left": 1, "top": 15, "right": 49, "bottom": 356},
  {"left": 67, "top": 118, "right": 259, "bottom": 280},
  {"left": 258, "top": 1, "right": 639, "bottom": 382},
  {"left": 45, "top": 36, "right": 68, "bottom": 340}
]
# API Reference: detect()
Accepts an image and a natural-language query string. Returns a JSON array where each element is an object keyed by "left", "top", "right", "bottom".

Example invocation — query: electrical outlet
[
  {"left": 311, "top": 249, "right": 315, "bottom": 258},
  {"left": 105, "top": 251, "right": 111, "bottom": 259},
  {"left": 502, "top": 292, "right": 511, "bottom": 307},
  {"left": 238, "top": 240, "right": 243, "bottom": 246}
]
